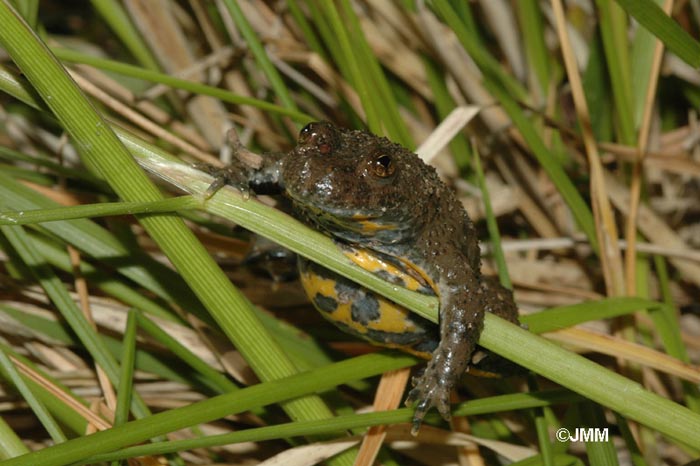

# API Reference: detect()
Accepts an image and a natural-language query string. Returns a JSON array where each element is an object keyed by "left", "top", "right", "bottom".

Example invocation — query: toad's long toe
[{"left": 406, "top": 365, "right": 453, "bottom": 435}]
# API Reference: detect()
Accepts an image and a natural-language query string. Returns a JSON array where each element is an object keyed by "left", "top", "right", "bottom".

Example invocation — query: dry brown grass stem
[
  {"left": 624, "top": 0, "right": 675, "bottom": 296},
  {"left": 550, "top": 0, "right": 625, "bottom": 297}
]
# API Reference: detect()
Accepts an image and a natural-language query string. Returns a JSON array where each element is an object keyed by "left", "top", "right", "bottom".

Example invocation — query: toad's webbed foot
[
  {"left": 193, "top": 161, "right": 252, "bottom": 199},
  {"left": 194, "top": 129, "right": 279, "bottom": 199},
  {"left": 406, "top": 359, "right": 453, "bottom": 435}
]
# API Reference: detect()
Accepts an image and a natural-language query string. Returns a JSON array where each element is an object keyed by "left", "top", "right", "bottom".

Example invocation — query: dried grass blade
[{"left": 550, "top": 0, "right": 625, "bottom": 296}]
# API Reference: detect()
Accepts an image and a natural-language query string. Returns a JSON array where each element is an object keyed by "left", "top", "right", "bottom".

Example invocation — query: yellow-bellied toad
[{"left": 222, "top": 122, "right": 521, "bottom": 431}]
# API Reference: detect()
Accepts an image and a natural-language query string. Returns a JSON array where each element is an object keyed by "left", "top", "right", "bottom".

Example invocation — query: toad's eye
[
  {"left": 298, "top": 122, "right": 335, "bottom": 154},
  {"left": 298, "top": 123, "right": 316, "bottom": 143},
  {"left": 372, "top": 154, "right": 395, "bottom": 178}
]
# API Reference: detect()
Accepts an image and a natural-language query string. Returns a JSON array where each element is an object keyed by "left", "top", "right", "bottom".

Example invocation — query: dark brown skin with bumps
[{"left": 230, "top": 122, "right": 520, "bottom": 431}]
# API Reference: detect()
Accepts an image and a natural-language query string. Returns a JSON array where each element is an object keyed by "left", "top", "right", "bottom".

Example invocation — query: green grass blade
[
  {"left": 0, "top": 1, "right": 343, "bottom": 440},
  {"left": 27, "top": 232, "right": 182, "bottom": 323},
  {"left": 0, "top": 304, "right": 208, "bottom": 389},
  {"left": 84, "top": 390, "right": 580, "bottom": 463},
  {"left": 136, "top": 313, "right": 238, "bottom": 394},
  {"left": 305, "top": 0, "right": 344, "bottom": 67},
  {"left": 220, "top": 0, "right": 298, "bottom": 113},
  {"left": 483, "top": 80, "right": 598, "bottom": 249},
  {"left": 596, "top": 0, "right": 636, "bottom": 144},
  {"left": 285, "top": 0, "right": 325, "bottom": 58},
  {"left": 0, "top": 171, "right": 207, "bottom": 322},
  {"left": 422, "top": 57, "right": 472, "bottom": 169},
  {"left": 315, "top": 1, "right": 381, "bottom": 132},
  {"left": 579, "top": 403, "right": 620, "bottom": 466},
  {"left": 0, "top": 196, "right": 199, "bottom": 226},
  {"left": 12, "top": 309, "right": 698, "bottom": 466},
  {"left": 0, "top": 344, "right": 90, "bottom": 436},
  {"left": 521, "top": 297, "right": 663, "bottom": 333},
  {"left": 473, "top": 144, "right": 511, "bottom": 289},
  {"left": 436, "top": 0, "right": 597, "bottom": 248},
  {"left": 655, "top": 256, "right": 700, "bottom": 412},
  {"left": 51, "top": 48, "right": 313, "bottom": 122},
  {"left": 630, "top": 0, "right": 665, "bottom": 127},
  {"left": 614, "top": 413, "right": 647, "bottom": 466},
  {"left": 0, "top": 416, "right": 28, "bottom": 460},
  {"left": 0, "top": 352, "right": 417, "bottom": 466},
  {"left": 0, "top": 224, "right": 151, "bottom": 420},
  {"left": 515, "top": 0, "right": 551, "bottom": 99},
  {"left": 431, "top": 0, "right": 529, "bottom": 102},
  {"left": 114, "top": 310, "right": 137, "bottom": 428},
  {"left": 533, "top": 407, "right": 555, "bottom": 466},
  {"left": 90, "top": 0, "right": 160, "bottom": 71},
  {"left": 0, "top": 145, "right": 106, "bottom": 187},
  {"left": 615, "top": 0, "right": 700, "bottom": 67},
  {"left": 0, "top": 350, "right": 67, "bottom": 443},
  {"left": 338, "top": 0, "right": 413, "bottom": 146},
  {"left": 479, "top": 315, "right": 700, "bottom": 448},
  {"left": 583, "top": 34, "right": 615, "bottom": 141}
]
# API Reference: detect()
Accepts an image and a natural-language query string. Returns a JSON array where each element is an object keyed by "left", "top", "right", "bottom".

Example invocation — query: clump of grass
[{"left": 0, "top": 2, "right": 698, "bottom": 465}]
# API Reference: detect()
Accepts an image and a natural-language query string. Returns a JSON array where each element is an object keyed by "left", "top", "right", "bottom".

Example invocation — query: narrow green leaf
[
  {"left": 0, "top": 344, "right": 90, "bottom": 436},
  {"left": 0, "top": 350, "right": 66, "bottom": 443},
  {"left": 338, "top": 0, "right": 413, "bottom": 147},
  {"left": 0, "top": 304, "right": 206, "bottom": 388},
  {"left": 614, "top": 412, "right": 647, "bottom": 466},
  {"left": 220, "top": 0, "right": 298, "bottom": 113},
  {"left": 0, "top": 2, "right": 341, "bottom": 440},
  {"left": 0, "top": 353, "right": 417, "bottom": 466},
  {"left": 533, "top": 407, "right": 556, "bottom": 466},
  {"left": 579, "top": 403, "right": 619, "bottom": 466},
  {"left": 583, "top": 34, "right": 614, "bottom": 141},
  {"left": 26, "top": 232, "right": 182, "bottom": 323},
  {"left": 52, "top": 48, "right": 314, "bottom": 122},
  {"left": 596, "top": 0, "right": 636, "bottom": 144},
  {"left": 315, "top": 1, "right": 381, "bottom": 132},
  {"left": 515, "top": 0, "right": 551, "bottom": 100},
  {"left": 0, "top": 224, "right": 151, "bottom": 419},
  {"left": 654, "top": 256, "right": 700, "bottom": 413},
  {"left": 114, "top": 310, "right": 137, "bottom": 428},
  {"left": 473, "top": 144, "right": 511, "bottom": 289},
  {"left": 423, "top": 57, "right": 472, "bottom": 169},
  {"left": 0, "top": 416, "right": 28, "bottom": 460},
  {"left": 285, "top": 0, "right": 326, "bottom": 58},
  {"left": 0, "top": 145, "right": 105, "bottom": 187},
  {"left": 9, "top": 0, "right": 37, "bottom": 27},
  {"left": 0, "top": 171, "right": 207, "bottom": 323},
  {"left": 90, "top": 0, "right": 160, "bottom": 71},
  {"left": 136, "top": 313, "right": 238, "bottom": 394},
  {"left": 431, "top": 0, "right": 529, "bottom": 102},
  {"left": 0, "top": 196, "right": 199, "bottom": 226},
  {"left": 521, "top": 297, "right": 663, "bottom": 334},
  {"left": 478, "top": 315, "right": 700, "bottom": 449},
  {"left": 84, "top": 390, "right": 580, "bottom": 463},
  {"left": 630, "top": 0, "right": 665, "bottom": 127},
  {"left": 483, "top": 80, "right": 598, "bottom": 249},
  {"left": 615, "top": 0, "right": 700, "bottom": 67}
]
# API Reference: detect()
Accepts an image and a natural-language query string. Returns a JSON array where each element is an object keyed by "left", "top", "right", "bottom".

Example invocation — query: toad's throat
[{"left": 291, "top": 200, "right": 405, "bottom": 234}]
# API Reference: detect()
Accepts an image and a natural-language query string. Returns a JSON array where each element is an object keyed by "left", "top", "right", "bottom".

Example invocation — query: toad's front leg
[
  {"left": 197, "top": 129, "right": 286, "bottom": 197},
  {"left": 405, "top": 276, "right": 484, "bottom": 434}
]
